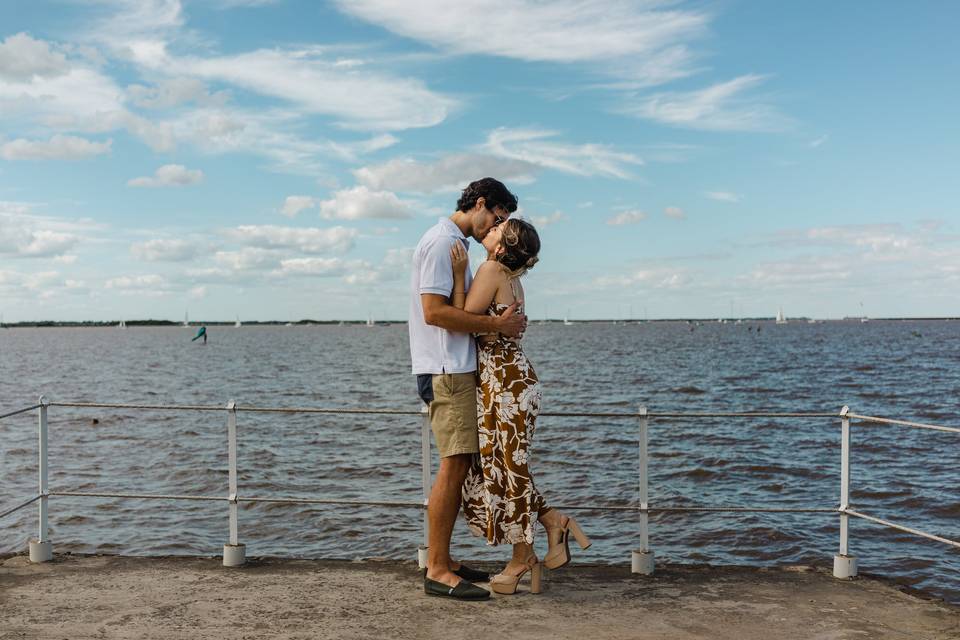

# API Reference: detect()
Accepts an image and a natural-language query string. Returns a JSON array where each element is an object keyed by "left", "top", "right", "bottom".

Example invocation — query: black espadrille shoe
[
  {"left": 424, "top": 578, "right": 490, "bottom": 600},
  {"left": 453, "top": 564, "right": 490, "bottom": 583}
]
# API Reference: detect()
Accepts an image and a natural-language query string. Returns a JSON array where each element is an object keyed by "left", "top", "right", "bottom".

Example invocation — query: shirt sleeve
[{"left": 419, "top": 237, "right": 455, "bottom": 296}]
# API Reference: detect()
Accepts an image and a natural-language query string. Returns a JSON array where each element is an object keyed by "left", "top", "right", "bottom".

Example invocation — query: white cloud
[
  {"left": 54, "top": 254, "right": 78, "bottom": 264},
  {"left": 0, "top": 201, "right": 99, "bottom": 259},
  {"left": 766, "top": 224, "right": 917, "bottom": 254},
  {"left": 529, "top": 211, "right": 567, "bottom": 228},
  {"left": 0, "top": 211, "right": 79, "bottom": 258},
  {"left": 484, "top": 128, "right": 643, "bottom": 179},
  {"left": 20, "top": 231, "right": 79, "bottom": 256},
  {"left": 382, "top": 247, "right": 413, "bottom": 270},
  {"left": 706, "top": 191, "right": 741, "bottom": 203},
  {"left": 281, "top": 195, "right": 316, "bottom": 218},
  {"left": 214, "top": 247, "right": 279, "bottom": 270},
  {"left": 0, "top": 63, "right": 126, "bottom": 129},
  {"left": 318, "top": 186, "right": 414, "bottom": 220},
  {"left": 271, "top": 257, "right": 364, "bottom": 277},
  {"left": 128, "top": 45, "right": 454, "bottom": 131},
  {"left": 131, "top": 238, "right": 201, "bottom": 261},
  {"left": 1, "top": 135, "right": 112, "bottom": 160},
  {"left": 809, "top": 135, "right": 829, "bottom": 148},
  {"left": 623, "top": 75, "right": 792, "bottom": 132},
  {"left": 127, "top": 77, "right": 229, "bottom": 109},
  {"left": 607, "top": 210, "right": 647, "bottom": 225},
  {"left": 226, "top": 225, "right": 358, "bottom": 253},
  {"left": 740, "top": 258, "right": 853, "bottom": 288},
  {"left": 216, "top": 0, "right": 281, "bottom": 7},
  {"left": 595, "top": 267, "right": 690, "bottom": 289},
  {"left": 326, "top": 134, "right": 399, "bottom": 161},
  {"left": 332, "top": 1, "right": 707, "bottom": 84},
  {"left": 665, "top": 206, "right": 685, "bottom": 219},
  {"left": 128, "top": 164, "right": 204, "bottom": 187},
  {"left": 0, "top": 32, "right": 69, "bottom": 80},
  {"left": 355, "top": 153, "right": 537, "bottom": 193},
  {"left": 105, "top": 273, "right": 171, "bottom": 295},
  {"left": 188, "top": 285, "right": 207, "bottom": 299}
]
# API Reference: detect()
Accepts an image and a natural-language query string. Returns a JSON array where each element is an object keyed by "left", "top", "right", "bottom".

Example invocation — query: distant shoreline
[{"left": 1, "top": 317, "right": 957, "bottom": 328}]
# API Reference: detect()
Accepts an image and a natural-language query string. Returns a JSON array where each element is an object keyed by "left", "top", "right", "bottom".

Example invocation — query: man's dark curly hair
[{"left": 456, "top": 177, "right": 518, "bottom": 214}]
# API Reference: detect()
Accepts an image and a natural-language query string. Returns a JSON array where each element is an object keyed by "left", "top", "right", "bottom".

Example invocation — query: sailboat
[
  {"left": 366, "top": 313, "right": 375, "bottom": 327},
  {"left": 118, "top": 319, "right": 127, "bottom": 329},
  {"left": 183, "top": 311, "right": 190, "bottom": 327},
  {"left": 234, "top": 315, "right": 242, "bottom": 328},
  {"left": 775, "top": 307, "right": 787, "bottom": 325}
]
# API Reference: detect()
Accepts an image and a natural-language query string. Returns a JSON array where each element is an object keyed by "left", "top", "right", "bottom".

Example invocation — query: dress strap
[{"left": 508, "top": 276, "right": 523, "bottom": 312}]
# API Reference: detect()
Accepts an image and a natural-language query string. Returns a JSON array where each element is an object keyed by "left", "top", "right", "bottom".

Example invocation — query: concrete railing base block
[
  {"left": 29, "top": 540, "right": 52, "bottom": 563},
  {"left": 833, "top": 554, "right": 858, "bottom": 579},
  {"left": 631, "top": 549, "right": 655, "bottom": 575},
  {"left": 417, "top": 546, "right": 428, "bottom": 570},
  {"left": 223, "top": 543, "right": 246, "bottom": 567}
]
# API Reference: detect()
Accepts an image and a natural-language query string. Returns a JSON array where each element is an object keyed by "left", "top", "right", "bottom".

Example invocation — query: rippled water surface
[{"left": 1, "top": 321, "right": 958, "bottom": 602}]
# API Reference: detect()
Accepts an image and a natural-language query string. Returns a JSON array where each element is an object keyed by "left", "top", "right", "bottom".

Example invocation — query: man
[{"left": 409, "top": 177, "right": 526, "bottom": 600}]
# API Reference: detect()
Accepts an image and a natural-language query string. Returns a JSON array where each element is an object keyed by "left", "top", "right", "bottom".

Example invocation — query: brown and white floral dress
[{"left": 462, "top": 279, "right": 547, "bottom": 545}]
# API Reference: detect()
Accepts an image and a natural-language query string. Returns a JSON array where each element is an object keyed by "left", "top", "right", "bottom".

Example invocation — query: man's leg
[{"left": 425, "top": 453, "right": 471, "bottom": 587}]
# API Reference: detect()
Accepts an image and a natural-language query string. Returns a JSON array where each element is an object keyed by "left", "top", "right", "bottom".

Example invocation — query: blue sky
[{"left": 1, "top": 0, "right": 957, "bottom": 322}]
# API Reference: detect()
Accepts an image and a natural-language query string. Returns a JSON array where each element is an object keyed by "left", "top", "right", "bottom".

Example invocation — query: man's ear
[{"left": 474, "top": 196, "right": 485, "bottom": 212}]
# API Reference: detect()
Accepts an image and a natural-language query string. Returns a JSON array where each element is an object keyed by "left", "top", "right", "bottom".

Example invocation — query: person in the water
[{"left": 191, "top": 326, "right": 207, "bottom": 344}]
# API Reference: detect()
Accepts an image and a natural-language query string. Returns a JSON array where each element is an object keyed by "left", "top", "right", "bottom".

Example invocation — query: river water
[{"left": 1, "top": 321, "right": 958, "bottom": 602}]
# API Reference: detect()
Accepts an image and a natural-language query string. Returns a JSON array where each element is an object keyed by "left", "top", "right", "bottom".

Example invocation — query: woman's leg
[{"left": 499, "top": 541, "right": 537, "bottom": 575}]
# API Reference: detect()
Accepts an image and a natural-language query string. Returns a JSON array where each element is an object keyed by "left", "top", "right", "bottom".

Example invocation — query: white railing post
[
  {"left": 223, "top": 400, "right": 246, "bottom": 566},
  {"left": 418, "top": 405, "right": 431, "bottom": 569},
  {"left": 29, "top": 396, "right": 53, "bottom": 562},
  {"left": 833, "top": 405, "right": 857, "bottom": 578},
  {"left": 632, "top": 405, "right": 654, "bottom": 574}
]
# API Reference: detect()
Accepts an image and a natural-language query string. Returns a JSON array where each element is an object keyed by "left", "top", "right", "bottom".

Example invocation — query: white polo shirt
[{"left": 409, "top": 217, "right": 475, "bottom": 374}]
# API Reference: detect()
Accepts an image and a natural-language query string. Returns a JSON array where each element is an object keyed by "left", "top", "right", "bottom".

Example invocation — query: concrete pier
[{"left": 1, "top": 554, "right": 958, "bottom": 639}]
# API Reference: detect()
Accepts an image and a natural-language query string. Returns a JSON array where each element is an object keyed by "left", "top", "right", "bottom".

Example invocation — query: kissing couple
[{"left": 409, "top": 177, "right": 591, "bottom": 601}]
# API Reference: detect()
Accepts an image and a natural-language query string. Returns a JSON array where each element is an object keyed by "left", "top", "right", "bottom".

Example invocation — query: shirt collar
[{"left": 439, "top": 217, "right": 468, "bottom": 244}]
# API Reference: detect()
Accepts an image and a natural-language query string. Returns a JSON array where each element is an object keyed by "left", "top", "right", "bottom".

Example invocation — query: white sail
[
  {"left": 776, "top": 307, "right": 787, "bottom": 324},
  {"left": 235, "top": 315, "right": 242, "bottom": 328}
]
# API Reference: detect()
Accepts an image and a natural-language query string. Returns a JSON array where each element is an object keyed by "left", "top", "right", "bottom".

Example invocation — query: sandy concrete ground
[{"left": 1, "top": 554, "right": 958, "bottom": 640}]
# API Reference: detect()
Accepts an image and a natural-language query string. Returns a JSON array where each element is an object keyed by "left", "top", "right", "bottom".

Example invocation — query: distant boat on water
[
  {"left": 183, "top": 312, "right": 190, "bottom": 327},
  {"left": 118, "top": 319, "right": 126, "bottom": 329},
  {"left": 234, "top": 316, "right": 242, "bottom": 328},
  {"left": 366, "top": 314, "right": 375, "bottom": 327},
  {"left": 776, "top": 307, "right": 788, "bottom": 325}
]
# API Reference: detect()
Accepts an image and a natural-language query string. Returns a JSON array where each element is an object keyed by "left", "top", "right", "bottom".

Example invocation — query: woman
[{"left": 450, "top": 217, "right": 590, "bottom": 595}]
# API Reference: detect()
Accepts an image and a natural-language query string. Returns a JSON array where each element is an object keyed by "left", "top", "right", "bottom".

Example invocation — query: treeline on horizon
[{"left": 1, "top": 317, "right": 957, "bottom": 328}]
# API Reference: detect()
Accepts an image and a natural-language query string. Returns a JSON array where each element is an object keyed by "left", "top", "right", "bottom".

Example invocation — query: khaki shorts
[{"left": 427, "top": 372, "right": 479, "bottom": 458}]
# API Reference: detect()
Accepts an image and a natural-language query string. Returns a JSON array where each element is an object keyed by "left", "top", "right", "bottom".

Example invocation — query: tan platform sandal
[
  {"left": 543, "top": 513, "right": 591, "bottom": 570},
  {"left": 489, "top": 555, "right": 542, "bottom": 595}
]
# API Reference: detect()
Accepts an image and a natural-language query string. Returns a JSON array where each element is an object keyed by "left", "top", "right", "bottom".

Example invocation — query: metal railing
[{"left": 1, "top": 397, "right": 958, "bottom": 576}]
